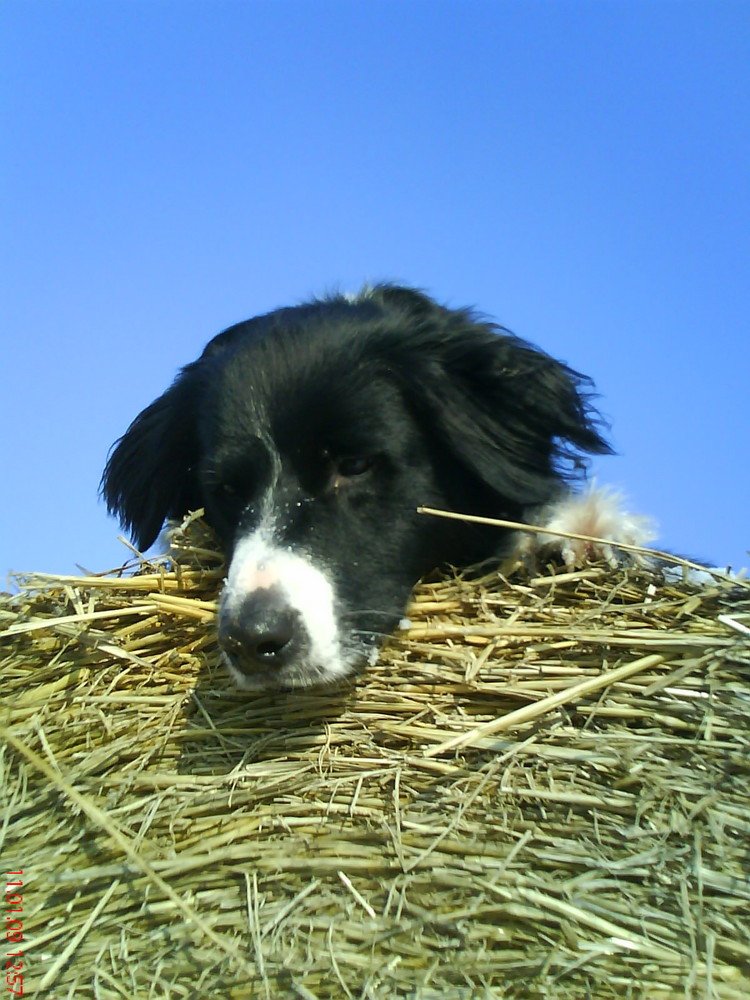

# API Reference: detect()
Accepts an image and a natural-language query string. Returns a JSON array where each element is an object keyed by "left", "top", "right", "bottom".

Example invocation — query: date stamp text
[{"left": 5, "top": 873, "right": 23, "bottom": 998}]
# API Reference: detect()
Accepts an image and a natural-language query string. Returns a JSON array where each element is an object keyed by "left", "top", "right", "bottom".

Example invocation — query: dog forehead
[
  {"left": 214, "top": 333, "right": 397, "bottom": 429},
  {"left": 205, "top": 373, "right": 269, "bottom": 450}
]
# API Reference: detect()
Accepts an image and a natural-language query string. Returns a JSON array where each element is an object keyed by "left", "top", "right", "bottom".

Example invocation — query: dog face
[{"left": 102, "top": 285, "right": 609, "bottom": 689}]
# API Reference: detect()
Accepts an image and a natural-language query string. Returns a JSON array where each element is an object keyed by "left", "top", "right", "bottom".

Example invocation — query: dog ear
[
  {"left": 100, "top": 369, "right": 201, "bottom": 551},
  {"left": 396, "top": 312, "right": 612, "bottom": 507}
]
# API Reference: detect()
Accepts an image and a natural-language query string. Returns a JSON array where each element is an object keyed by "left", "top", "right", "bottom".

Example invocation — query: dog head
[{"left": 102, "top": 285, "right": 609, "bottom": 688}]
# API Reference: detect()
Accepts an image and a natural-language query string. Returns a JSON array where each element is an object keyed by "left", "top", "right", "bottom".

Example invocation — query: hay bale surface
[{"left": 2, "top": 517, "right": 749, "bottom": 999}]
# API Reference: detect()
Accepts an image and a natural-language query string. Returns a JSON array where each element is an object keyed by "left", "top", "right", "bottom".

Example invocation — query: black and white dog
[{"left": 102, "top": 285, "right": 653, "bottom": 690}]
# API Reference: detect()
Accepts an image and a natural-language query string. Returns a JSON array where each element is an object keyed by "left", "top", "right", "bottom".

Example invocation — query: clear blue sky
[{"left": 2, "top": 0, "right": 748, "bottom": 580}]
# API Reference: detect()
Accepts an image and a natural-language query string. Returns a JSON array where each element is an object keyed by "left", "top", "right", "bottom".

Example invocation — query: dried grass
[{"left": 2, "top": 513, "right": 749, "bottom": 999}]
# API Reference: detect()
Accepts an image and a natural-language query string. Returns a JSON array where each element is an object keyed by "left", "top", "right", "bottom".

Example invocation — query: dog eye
[
  {"left": 210, "top": 479, "right": 247, "bottom": 503},
  {"left": 336, "top": 456, "right": 372, "bottom": 478},
  {"left": 212, "top": 481, "right": 243, "bottom": 500}
]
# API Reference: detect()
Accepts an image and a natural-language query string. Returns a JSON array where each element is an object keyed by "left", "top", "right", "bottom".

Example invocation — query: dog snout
[{"left": 219, "top": 588, "right": 304, "bottom": 675}]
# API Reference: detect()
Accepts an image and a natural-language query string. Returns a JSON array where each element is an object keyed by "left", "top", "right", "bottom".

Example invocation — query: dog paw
[{"left": 525, "top": 486, "right": 658, "bottom": 569}]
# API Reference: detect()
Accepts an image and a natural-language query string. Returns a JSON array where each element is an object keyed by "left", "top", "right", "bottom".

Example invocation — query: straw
[{"left": 2, "top": 513, "right": 749, "bottom": 998}]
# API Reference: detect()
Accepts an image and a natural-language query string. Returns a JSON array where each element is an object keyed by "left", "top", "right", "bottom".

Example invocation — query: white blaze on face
[{"left": 219, "top": 523, "right": 354, "bottom": 688}]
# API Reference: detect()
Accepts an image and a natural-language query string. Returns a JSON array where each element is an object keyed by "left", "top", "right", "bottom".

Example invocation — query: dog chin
[{"left": 220, "top": 647, "right": 368, "bottom": 692}]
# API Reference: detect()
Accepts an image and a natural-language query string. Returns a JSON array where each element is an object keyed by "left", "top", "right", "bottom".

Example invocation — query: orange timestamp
[{"left": 4, "top": 873, "right": 23, "bottom": 998}]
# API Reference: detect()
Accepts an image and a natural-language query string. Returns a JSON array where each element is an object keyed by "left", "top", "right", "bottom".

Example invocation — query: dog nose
[{"left": 219, "top": 589, "right": 301, "bottom": 672}]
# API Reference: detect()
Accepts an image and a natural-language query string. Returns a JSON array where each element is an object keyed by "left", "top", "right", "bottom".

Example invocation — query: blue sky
[{"left": 2, "top": 0, "right": 749, "bottom": 579}]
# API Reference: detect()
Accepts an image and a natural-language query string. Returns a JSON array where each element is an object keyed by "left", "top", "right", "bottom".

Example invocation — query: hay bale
[{"left": 2, "top": 515, "right": 749, "bottom": 999}]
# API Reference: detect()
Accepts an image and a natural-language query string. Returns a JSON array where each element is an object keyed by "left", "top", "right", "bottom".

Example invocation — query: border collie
[{"left": 102, "top": 284, "right": 653, "bottom": 690}]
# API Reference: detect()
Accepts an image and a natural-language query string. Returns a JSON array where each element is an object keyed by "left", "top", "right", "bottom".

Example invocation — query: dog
[{"left": 102, "top": 284, "right": 654, "bottom": 690}]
